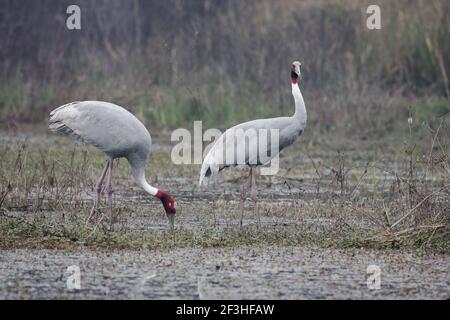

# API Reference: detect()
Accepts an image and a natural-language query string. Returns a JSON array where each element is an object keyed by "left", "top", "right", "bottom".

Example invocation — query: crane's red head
[
  {"left": 156, "top": 190, "right": 176, "bottom": 228},
  {"left": 156, "top": 190, "right": 176, "bottom": 214},
  {"left": 291, "top": 61, "right": 301, "bottom": 84}
]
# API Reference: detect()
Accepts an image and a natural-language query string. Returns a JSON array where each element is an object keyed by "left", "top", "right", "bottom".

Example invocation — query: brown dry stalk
[
  {"left": 391, "top": 192, "right": 435, "bottom": 228},
  {"left": 425, "top": 34, "right": 450, "bottom": 97}
]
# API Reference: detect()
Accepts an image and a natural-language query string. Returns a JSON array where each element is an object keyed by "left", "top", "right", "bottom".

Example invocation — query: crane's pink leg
[
  {"left": 250, "top": 167, "right": 261, "bottom": 228},
  {"left": 105, "top": 158, "right": 114, "bottom": 226},
  {"left": 239, "top": 184, "right": 246, "bottom": 228},
  {"left": 239, "top": 169, "right": 253, "bottom": 228},
  {"left": 86, "top": 160, "right": 109, "bottom": 223}
]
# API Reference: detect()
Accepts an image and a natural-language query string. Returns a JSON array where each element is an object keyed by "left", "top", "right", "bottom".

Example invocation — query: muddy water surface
[{"left": 0, "top": 247, "right": 448, "bottom": 299}]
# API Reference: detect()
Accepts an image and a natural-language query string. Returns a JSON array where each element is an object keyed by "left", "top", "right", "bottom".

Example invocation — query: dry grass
[{"left": 0, "top": 113, "right": 448, "bottom": 252}]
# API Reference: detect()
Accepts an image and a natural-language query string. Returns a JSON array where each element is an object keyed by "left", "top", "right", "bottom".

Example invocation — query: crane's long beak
[{"left": 167, "top": 213, "right": 175, "bottom": 229}]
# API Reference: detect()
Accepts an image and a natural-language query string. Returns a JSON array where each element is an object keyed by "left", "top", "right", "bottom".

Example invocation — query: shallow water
[{"left": 0, "top": 247, "right": 448, "bottom": 299}]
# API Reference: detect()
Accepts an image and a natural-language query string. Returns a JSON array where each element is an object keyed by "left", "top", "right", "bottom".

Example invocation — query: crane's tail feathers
[
  {"left": 49, "top": 120, "right": 75, "bottom": 135},
  {"left": 49, "top": 103, "right": 78, "bottom": 135},
  {"left": 48, "top": 101, "right": 95, "bottom": 146},
  {"left": 198, "top": 163, "right": 219, "bottom": 186},
  {"left": 49, "top": 101, "right": 81, "bottom": 118}
]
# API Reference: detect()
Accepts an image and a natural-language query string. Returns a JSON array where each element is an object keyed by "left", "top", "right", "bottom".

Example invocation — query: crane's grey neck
[
  {"left": 292, "top": 83, "right": 307, "bottom": 129},
  {"left": 127, "top": 155, "right": 158, "bottom": 196}
]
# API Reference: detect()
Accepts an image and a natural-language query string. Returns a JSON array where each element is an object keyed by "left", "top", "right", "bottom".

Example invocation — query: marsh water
[{"left": 0, "top": 247, "right": 448, "bottom": 299}]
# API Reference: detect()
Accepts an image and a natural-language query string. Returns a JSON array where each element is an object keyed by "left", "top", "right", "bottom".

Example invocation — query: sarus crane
[
  {"left": 49, "top": 101, "right": 176, "bottom": 228},
  {"left": 199, "top": 61, "right": 307, "bottom": 227}
]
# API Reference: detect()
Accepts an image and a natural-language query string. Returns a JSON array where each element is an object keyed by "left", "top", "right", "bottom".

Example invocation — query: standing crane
[
  {"left": 199, "top": 61, "right": 307, "bottom": 227},
  {"left": 49, "top": 101, "right": 176, "bottom": 228}
]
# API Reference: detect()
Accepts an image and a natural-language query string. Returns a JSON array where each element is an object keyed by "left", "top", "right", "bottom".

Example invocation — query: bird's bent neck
[
  {"left": 137, "top": 176, "right": 158, "bottom": 196},
  {"left": 128, "top": 156, "right": 158, "bottom": 196},
  {"left": 291, "top": 81, "right": 307, "bottom": 129}
]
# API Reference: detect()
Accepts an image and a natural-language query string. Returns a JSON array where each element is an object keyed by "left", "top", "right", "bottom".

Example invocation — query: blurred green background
[{"left": 0, "top": 0, "right": 448, "bottom": 136}]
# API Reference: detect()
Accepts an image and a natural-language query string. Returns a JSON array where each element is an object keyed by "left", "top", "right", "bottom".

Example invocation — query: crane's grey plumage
[
  {"left": 50, "top": 101, "right": 151, "bottom": 159},
  {"left": 49, "top": 101, "right": 176, "bottom": 228},
  {"left": 199, "top": 61, "right": 307, "bottom": 227}
]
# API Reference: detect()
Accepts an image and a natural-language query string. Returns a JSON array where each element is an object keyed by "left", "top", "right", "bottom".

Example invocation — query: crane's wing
[
  {"left": 49, "top": 101, "right": 100, "bottom": 147},
  {"left": 199, "top": 117, "right": 296, "bottom": 186},
  {"left": 49, "top": 101, "right": 151, "bottom": 157}
]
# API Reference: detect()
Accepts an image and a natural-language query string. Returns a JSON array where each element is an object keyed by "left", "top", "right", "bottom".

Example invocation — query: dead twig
[{"left": 391, "top": 192, "right": 435, "bottom": 229}]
